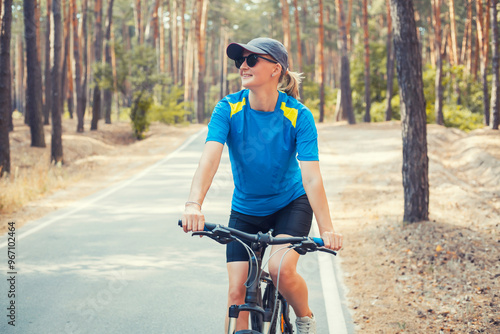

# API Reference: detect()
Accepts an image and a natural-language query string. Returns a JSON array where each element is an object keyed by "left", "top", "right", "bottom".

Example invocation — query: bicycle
[{"left": 178, "top": 220, "right": 337, "bottom": 334}]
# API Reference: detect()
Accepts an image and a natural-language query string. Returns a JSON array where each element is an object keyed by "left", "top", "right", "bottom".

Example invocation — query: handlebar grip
[
  {"left": 312, "top": 237, "right": 324, "bottom": 247},
  {"left": 178, "top": 220, "right": 216, "bottom": 232}
]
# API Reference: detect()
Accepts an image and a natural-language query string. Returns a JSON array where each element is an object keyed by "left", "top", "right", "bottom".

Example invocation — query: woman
[{"left": 182, "top": 37, "right": 343, "bottom": 334}]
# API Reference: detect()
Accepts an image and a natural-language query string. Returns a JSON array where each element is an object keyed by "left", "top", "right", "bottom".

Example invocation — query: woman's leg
[
  {"left": 225, "top": 261, "right": 249, "bottom": 332},
  {"left": 267, "top": 238, "right": 312, "bottom": 318}
]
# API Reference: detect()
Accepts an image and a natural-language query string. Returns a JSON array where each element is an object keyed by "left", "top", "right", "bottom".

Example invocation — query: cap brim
[{"left": 226, "top": 43, "right": 267, "bottom": 60}]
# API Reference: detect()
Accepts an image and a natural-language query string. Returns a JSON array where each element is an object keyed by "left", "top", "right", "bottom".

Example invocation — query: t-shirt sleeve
[
  {"left": 206, "top": 98, "right": 230, "bottom": 144},
  {"left": 296, "top": 107, "right": 319, "bottom": 161}
]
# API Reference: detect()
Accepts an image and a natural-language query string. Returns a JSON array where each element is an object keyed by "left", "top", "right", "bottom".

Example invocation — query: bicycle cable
[
  {"left": 267, "top": 246, "right": 296, "bottom": 334},
  {"left": 234, "top": 238, "right": 259, "bottom": 288}
]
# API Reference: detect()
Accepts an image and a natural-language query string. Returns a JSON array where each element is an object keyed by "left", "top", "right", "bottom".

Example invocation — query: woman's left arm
[{"left": 300, "top": 160, "right": 343, "bottom": 251}]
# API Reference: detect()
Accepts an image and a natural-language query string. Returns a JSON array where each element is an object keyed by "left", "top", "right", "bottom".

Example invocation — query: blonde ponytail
[{"left": 278, "top": 71, "right": 303, "bottom": 99}]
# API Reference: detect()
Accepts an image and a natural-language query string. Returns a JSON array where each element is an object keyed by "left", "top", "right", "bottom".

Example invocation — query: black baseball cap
[{"left": 226, "top": 37, "right": 289, "bottom": 72}]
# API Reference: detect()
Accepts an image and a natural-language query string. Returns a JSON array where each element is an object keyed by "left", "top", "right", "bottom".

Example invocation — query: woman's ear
[{"left": 272, "top": 66, "right": 281, "bottom": 78}]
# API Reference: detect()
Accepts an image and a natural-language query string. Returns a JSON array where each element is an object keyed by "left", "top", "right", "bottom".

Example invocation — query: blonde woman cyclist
[{"left": 182, "top": 37, "right": 343, "bottom": 334}]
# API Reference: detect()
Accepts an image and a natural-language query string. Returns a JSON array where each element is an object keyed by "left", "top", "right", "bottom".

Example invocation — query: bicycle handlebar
[{"left": 178, "top": 220, "right": 336, "bottom": 256}]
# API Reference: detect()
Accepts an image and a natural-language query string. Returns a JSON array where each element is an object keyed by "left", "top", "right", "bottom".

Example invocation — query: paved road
[{"left": 0, "top": 128, "right": 350, "bottom": 334}]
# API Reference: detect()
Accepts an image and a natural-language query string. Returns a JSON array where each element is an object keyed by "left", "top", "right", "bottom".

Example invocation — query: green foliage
[
  {"left": 301, "top": 78, "right": 337, "bottom": 122},
  {"left": 350, "top": 40, "right": 399, "bottom": 123},
  {"left": 370, "top": 95, "right": 401, "bottom": 122},
  {"left": 149, "top": 86, "right": 191, "bottom": 125},
  {"left": 422, "top": 64, "right": 485, "bottom": 131},
  {"left": 130, "top": 94, "right": 153, "bottom": 140},
  {"left": 443, "top": 105, "right": 484, "bottom": 132},
  {"left": 127, "top": 45, "right": 163, "bottom": 139}
]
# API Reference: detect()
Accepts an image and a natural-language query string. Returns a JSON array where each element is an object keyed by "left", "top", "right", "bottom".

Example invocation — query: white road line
[
  {"left": 312, "top": 220, "right": 348, "bottom": 334},
  {"left": 0, "top": 127, "right": 208, "bottom": 249}
]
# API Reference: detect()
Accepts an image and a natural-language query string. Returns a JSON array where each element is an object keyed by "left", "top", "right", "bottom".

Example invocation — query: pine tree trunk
[
  {"left": 293, "top": 0, "right": 303, "bottom": 98},
  {"left": 280, "top": 0, "right": 292, "bottom": 69},
  {"left": 24, "top": 0, "right": 46, "bottom": 147},
  {"left": 461, "top": 0, "right": 472, "bottom": 73},
  {"left": 159, "top": 3, "right": 165, "bottom": 73},
  {"left": 44, "top": 0, "right": 52, "bottom": 124},
  {"left": 60, "top": 0, "right": 70, "bottom": 119},
  {"left": 335, "top": 0, "right": 355, "bottom": 124},
  {"left": 0, "top": 0, "right": 13, "bottom": 175},
  {"left": 179, "top": 0, "right": 186, "bottom": 85},
  {"left": 135, "top": 0, "right": 142, "bottom": 44},
  {"left": 390, "top": 0, "right": 429, "bottom": 223},
  {"left": 195, "top": 0, "right": 208, "bottom": 123},
  {"left": 78, "top": 0, "right": 88, "bottom": 132},
  {"left": 490, "top": 0, "right": 499, "bottom": 129},
  {"left": 51, "top": 0, "right": 64, "bottom": 164},
  {"left": 362, "top": 0, "right": 371, "bottom": 122},
  {"left": 72, "top": 0, "right": 83, "bottom": 132},
  {"left": 91, "top": 0, "right": 103, "bottom": 130},
  {"left": 433, "top": 0, "right": 444, "bottom": 125},
  {"left": 318, "top": 0, "right": 325, "bottom": 122},
  {"left": 448, "top": 0, "right": 459, "bottom": 65},
  {"left": 477, "top": 0, "right": 491, "bottom": 126},
  {"left": 171, "top": 0, "right": 178, "bottom": 84},
  {"left": 103, "top": 0, "right": 115, "bottom": 124},
  {"left": 385, "top": 0, "right": 395, "bottom": 121}
]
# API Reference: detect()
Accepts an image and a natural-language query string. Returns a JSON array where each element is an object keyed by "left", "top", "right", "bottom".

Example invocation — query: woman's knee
[
  {"left": 268, "top": 260, "right": 297, "bottom": 284},
  {"left": 228, "top": 283, "right": 246, "bottom": 303}
]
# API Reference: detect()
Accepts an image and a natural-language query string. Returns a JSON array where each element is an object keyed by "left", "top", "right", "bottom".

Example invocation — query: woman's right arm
[{"left": 182, "top": 141, "right": 224, "bottom": 233}]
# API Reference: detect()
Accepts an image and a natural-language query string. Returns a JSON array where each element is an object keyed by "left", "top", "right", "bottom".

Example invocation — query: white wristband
[{"left": 185, "top": 201, "right": 202, "bottom": 209}]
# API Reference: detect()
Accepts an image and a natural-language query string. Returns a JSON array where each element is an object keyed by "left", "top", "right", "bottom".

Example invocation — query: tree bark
[
  {"left": 293, "top": 0, "right": 303, "bottom": 98},
  {"left": 390, "top": 0, "right": 429, "bottom": 223},
  {"left": 0, "top": 0, "right": 13, "bottom": 175},
  {"left": 171, "top": 0, "right": 178, "bottom": 84},
  {"left": 385, "top": 0, "right": 395, "bottom": 121},
  {"left": 195, "top": 0, "right": 208, "bottom": 123},
  {"left": 433, "top": 0, "right": 444, "bottom": 125},
  {"left": 103, "top": 0, "right": 115, "bottom": 124},
  {"left": 477, "top": 0, "right": 491, "bottom": 126},
  {"left": 24, "top": 0, "right": 46, "bottom": 147},
  {"left": 51, "top": 0, "right": 64, "bottom": 164},
  {"left": 134, "top": 0, "right": 143, "bottom": 44},
  {"left": 90, "top": 0, "right": 103, "bottom": 130},
  {"left": 335, "top": 0, "right": 355, "bottom": 124},
  {"left": 490, "top": 0, "right": 499, "bottom": 129},
  {"left": 72, "top": 0, "right": 83, "bottom": 132},
  {"left": 44, "top": 0, "right": 52, "bottom": 124},
  {"left": 362, "top": 0, "right": 371, "bottom": 122},
  {"left": 60, "top": 0, "right": 71, "bottom": 119},
  {"left": 448, "top": 0, "right": 459, "bottom": 65},
  {"left": 77, "top": 0, "right": 88, "bottom": 132},
  {"left": 318, "top": 0, "right": 325, "bottom": 122},
  {"left": 180, "top": 0, "right": 186, "bottom": 85},
  {"left": 280, "top": 0, "right": 292, "bottom": 69},
  {"left": 159, "top": 2, "right": 165, "bottom": 73},
  {"left": 461, "top": 0, "right": 472, "bottom": 73}
]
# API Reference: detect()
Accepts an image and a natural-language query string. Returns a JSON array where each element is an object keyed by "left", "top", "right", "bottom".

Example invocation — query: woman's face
[{"left": 239, "top": 50, "right": 279, "bottom": 89}]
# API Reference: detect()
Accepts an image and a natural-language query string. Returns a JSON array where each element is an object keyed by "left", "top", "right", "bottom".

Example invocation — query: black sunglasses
[{"left": 234, "top": 54, "right": 278, "bottom": 69}]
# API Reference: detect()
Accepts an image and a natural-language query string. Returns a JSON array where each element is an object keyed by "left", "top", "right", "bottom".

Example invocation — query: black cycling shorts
[{"left": 226, "top": 194, "right": 313, "bottom": 263}]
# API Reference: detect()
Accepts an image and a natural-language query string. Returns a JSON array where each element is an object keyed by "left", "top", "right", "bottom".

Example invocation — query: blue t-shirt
[{"left": 206, "top": 89, "right": 319, "bottom": 216}]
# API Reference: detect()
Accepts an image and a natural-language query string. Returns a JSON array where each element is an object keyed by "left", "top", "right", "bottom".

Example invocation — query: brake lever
[
  {"left": 317, "top": 247, "right": 337, "bottom": 256},
  {"left": 291, "top": 239, "right": 319, "bottom": 255},
  {"left": 192, "top": 228, "right": 235, "bottom": 245}
]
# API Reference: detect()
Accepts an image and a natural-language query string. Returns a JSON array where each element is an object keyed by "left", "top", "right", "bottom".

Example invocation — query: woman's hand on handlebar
[
  {"left": 182, "top": 203, "right": 205, "bottom": 233},
  {"left": 321, "top": 230, "right": 343, "bottom": 251}
]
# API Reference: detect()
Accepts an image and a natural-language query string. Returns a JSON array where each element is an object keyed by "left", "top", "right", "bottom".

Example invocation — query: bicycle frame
[
  {"left": 178, "top": 220, "right": 336, "bottom": 334},
  {"left": 227, "top": 242, "right": 278, "bottom": 334}
]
